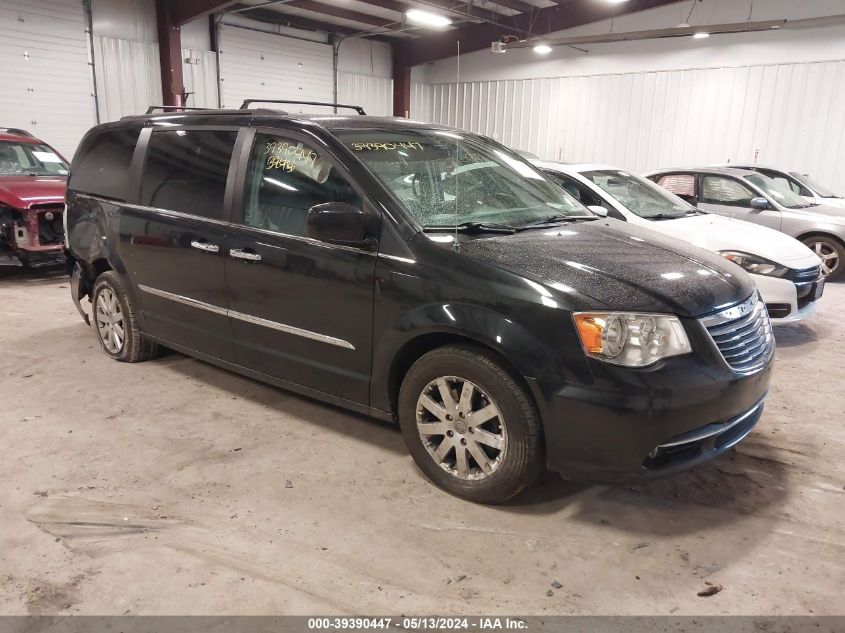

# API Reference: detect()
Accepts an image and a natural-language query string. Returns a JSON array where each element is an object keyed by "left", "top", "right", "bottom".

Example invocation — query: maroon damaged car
[{"left": 0, "top": 129, "right": 68, "bottom": 267}]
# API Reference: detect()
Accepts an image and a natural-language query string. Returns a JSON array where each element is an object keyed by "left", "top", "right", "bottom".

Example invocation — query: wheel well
[
  {"left": 796, "top": 231, "right": 845, "bottom": 249},
  {"left": 79, "top": 258, "right": 112, "bottom": 297},
  {"left": 387, "top": 332, "right": 537, "bottom": 420},
  {"left": 90, "top": 258, "right": 112, "bottom": 278}
]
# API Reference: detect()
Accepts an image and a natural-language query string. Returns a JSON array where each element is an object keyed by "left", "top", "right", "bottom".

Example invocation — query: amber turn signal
[{"left": 573, "top": 313, "right": 605, "bottom": 354}]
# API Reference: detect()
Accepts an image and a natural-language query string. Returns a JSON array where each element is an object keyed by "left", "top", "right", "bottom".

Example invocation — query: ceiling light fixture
[
  {"left": 534, "top": 44, "right": 553, "bottom": 54},
  {"left": 605, "top": 0, "right": 630, "bottom": 3},
  {"left": 692, "top": 31, "right": 710, "bottom": 38},
  {"left": 405, "top": 9, "right": 452, "bottom": 28}
]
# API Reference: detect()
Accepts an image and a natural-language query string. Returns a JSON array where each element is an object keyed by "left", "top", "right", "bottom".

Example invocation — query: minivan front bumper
[{"left": 535, "top": 318, "right": 773, "bottom": 483}]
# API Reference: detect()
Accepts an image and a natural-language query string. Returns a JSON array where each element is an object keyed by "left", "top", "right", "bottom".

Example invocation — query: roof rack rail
[
  {"left": 0, "top": 127, "right": 34, "bottom": 137},
  {"left": 240, "top": 99, "right": 367, "bottom": 115},
  {"left": 145, "top": 105, "right": 214, "bottom": 114}
]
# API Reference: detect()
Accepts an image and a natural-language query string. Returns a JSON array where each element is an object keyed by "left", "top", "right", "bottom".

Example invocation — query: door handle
[
  {"left": 230, "top": 248, "right": 262, "bottom": 262},
  {"left": 190, "top": 240, "right": 219, "bottom": 253}
]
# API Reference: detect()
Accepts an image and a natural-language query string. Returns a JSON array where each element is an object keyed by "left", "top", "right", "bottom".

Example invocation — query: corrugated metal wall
[
  {"left": 425, "top": 60, "right": 845, "bottom": 193},
  {"left": 337, "top": 73, "right": 391, "bottom": 116},
  {"left": 218, "top": 24, "right": 333, "bottom": 111},
  {"left": 0, "top": 0, "right": 97, "bottom": 157},
  {"left": 182, "top": 48, "right": 218, "bottom": 109},
  {"left": 93, "top": 36, "right": 161, "bottom": 122},
  {"left": 410, "top": 82, "right": 434, "bottom": 122}
]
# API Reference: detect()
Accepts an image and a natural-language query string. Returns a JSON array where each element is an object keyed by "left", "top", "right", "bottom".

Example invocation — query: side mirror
[
  {"left": 307, "top": 202, "right": 373, "bottom": 248},
  {"left": 587, "top": 205, "right": 609, "bottom": 218},
  {"left": 750, "top": 197, "right": 770, "bottom": 210}
]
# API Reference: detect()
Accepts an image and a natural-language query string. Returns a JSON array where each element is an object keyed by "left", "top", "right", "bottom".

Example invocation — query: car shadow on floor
[
  {"left": 153, "top": 348, "right": 409, "bottom": 457},
  {"left": 0, "top": 265, "right": 65, "bottom": 286},
  {"left": 773, "top": 322, "right": 818, "bottom": 347},
  {"left": 154, "top": 348, "right": 790, "bottom": 538},
  {"left": 496, "top": 435, "right": 790, "bottom": 540}
]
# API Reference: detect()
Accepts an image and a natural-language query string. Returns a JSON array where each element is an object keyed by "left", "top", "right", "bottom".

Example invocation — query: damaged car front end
[
  {"left": 0, "top": 203, "right": 66, "bottom": 266},
  {"left": 0, "top": 133, "right": 69, "bottom": 267}
]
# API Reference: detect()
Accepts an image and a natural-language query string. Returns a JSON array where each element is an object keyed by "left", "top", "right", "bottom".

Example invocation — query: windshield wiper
[
  {"left": 646, "top": 213, "right": 688, "bottom": 221},
  {"left": 424, "top": 222, "right": 517, "bottom": 234},
  {"left": 516, "top": 214, "right": 598, "bottom": 228}
]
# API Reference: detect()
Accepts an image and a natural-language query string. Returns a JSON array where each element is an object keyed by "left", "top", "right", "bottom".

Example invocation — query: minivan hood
[
  {"left": 0, "top": 176, "right": 66, "bottom": 209},
  {"left": 646, "top": 214, "right": 820, "bottom": 266},
  {"left": 459, "top": 219, "right": 755, "bottom": 318}
]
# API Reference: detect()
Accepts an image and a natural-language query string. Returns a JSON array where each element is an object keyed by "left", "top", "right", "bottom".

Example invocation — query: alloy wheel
[
  {"left": 809, "top": 240, "right": 840, "bottom": 277},
  {"left": 416, "top": 376, "right": 507, "bottom": 480},
  {"left": 95, "top": 287, "right": 125, "bottom": 354}
]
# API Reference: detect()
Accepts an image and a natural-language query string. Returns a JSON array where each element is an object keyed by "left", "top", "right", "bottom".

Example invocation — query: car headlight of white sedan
[{"left": 719, "top": 251, "right": 789, "bottom": 277}]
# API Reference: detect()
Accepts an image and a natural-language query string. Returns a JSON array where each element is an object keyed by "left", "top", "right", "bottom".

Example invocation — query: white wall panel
[
  {"left": 90, "top": 0, "right": 156, "bottom": 42},
  {"left": 93, "top": 35, "right": 161, "bottom": 121},
  {"left": 182, "top": 48, "right": 218, "bottom": 109},
  {"left": 218, "top": 24, "right": 333, "bottom": 111},
  {"left": 427, "top": 60, "right": 845, "bottom": 194},
  {"left": 337, "top": 39, "right": 391, "bottom": 77},
  {"left": 410, "top": 82, "right": 433, "bottom": 122},
  {"left": 0, "top": 0, "right": 97, "bottom": 157},
  {"left": 337, "top": 72, "right": 391, "bottom": 116}
]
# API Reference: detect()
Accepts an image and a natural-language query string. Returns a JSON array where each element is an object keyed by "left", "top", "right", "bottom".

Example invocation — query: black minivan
[{"left": 65, "top": 102, "right": 774, "bottom": 503}]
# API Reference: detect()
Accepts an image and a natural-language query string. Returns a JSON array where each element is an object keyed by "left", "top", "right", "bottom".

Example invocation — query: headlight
[
  {"left": 719, "top": 251, "right": 788, "bottom": 277},
  {"left": 573, "top": 312, "right": 692, "bottom": 367}
]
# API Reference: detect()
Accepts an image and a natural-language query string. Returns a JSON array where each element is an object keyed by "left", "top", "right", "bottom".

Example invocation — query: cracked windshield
[{"left": 337, "top": 129, "right": 590, "bottom": 229}]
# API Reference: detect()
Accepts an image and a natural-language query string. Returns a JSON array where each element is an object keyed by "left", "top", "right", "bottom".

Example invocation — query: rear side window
[
  {"left": 140, "top": 129, "right": 238, "bottom": 219},
  {"left": 656, "top": 174, "right": 695, "bottom": 200},
  {"left": 70, "top": 127, "right": 141, "bottom": 200}
]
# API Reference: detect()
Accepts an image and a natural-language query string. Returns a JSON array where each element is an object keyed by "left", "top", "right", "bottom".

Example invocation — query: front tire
[
  {"left": 801, "top": 235, "right": 844, "bottom": 280},
  {"left": 398, "top": 345, "right": 543, "bottom": 504},
  {"left": 91, "top": 271, "right": 158, "bottom": 362}
]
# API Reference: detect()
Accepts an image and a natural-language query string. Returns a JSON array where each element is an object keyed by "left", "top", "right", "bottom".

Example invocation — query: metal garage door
[
  {"left": 218, "top": 24, "right": 334, "bottom": 112},
  {"left": 0, "top": 0, "right": 97, "bottom": 157}
]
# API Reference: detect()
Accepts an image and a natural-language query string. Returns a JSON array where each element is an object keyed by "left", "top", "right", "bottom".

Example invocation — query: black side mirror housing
[
  {"left": 307, "top": 202, "right": 374, "bottom": 249},
  {"left": 750, "top": 196, "right": 770, "bottom": 210}
]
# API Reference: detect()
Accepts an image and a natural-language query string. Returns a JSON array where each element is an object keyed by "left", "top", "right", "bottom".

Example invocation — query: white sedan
[{"left": 534, "top": 161, "right": 824, "bottom": 325}]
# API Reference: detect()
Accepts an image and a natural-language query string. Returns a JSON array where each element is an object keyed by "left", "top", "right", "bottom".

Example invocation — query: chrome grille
[
  {"left": 701, "top": 295, "right": 774, "bottom": 373},
  {"left": 793, "top": 265, "right": 821, "bottom": 285}
]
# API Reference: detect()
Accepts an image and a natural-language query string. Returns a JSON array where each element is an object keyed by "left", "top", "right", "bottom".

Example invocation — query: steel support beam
[
  {"left": 156, "top": 0, "right": 184, "bottom": 106},
  {"left": 406, "top": 0, "right": 683, "bottom": 65},
  {"left": 392, "top": 43, "right": 412, "bottom": 118}
]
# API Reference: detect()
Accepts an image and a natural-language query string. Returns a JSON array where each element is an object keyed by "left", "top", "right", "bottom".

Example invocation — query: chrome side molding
[{"left": 137, "top": 284, "right": 355, "bottom": 350}]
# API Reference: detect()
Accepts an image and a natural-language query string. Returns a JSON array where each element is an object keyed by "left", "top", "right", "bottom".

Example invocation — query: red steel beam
[
  {"left": 392, "top": 43, "right": 412, "bottom": 117},
  {"left": 155, "top": 0, "right": 184, "bottom": 106}
]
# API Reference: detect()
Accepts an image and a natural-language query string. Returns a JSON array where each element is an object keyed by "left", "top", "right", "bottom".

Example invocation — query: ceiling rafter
[
  {"left": 406, "top": 0, "right": 685, "bottom": 64},
  {"left": 230, "top": 4, "right": 398, "bottom": 39},
  {"left": 280, "top": 0, "right": 400, "bottom": 29}
]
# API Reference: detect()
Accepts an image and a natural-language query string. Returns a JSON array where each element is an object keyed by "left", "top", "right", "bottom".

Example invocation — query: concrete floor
[{"left": 0, "top": 267, "right": 842, "bottom": 616}]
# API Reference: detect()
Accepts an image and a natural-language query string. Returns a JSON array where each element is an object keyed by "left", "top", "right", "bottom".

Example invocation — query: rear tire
[
  {"left": 801, "top": 235, "right": 844, "bottom": 280},
  {"left": 91, "top": 271, "right": 158, "bottom": 362},
  {"left": 398, "top": 344, "right": 543, "bottom": 504}
]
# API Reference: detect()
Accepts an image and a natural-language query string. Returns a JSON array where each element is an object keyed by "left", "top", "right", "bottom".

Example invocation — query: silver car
[
  {"left": 710, "top": 164, "right": 845, "bottom": 210},
  {"left": 644, "top": 167, "right": 845, "bottom": 280}
]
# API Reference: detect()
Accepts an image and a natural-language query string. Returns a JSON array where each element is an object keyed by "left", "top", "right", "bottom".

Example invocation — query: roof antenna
[{"left": 453, "top": 40, "right": 460, "bottom": 252}]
